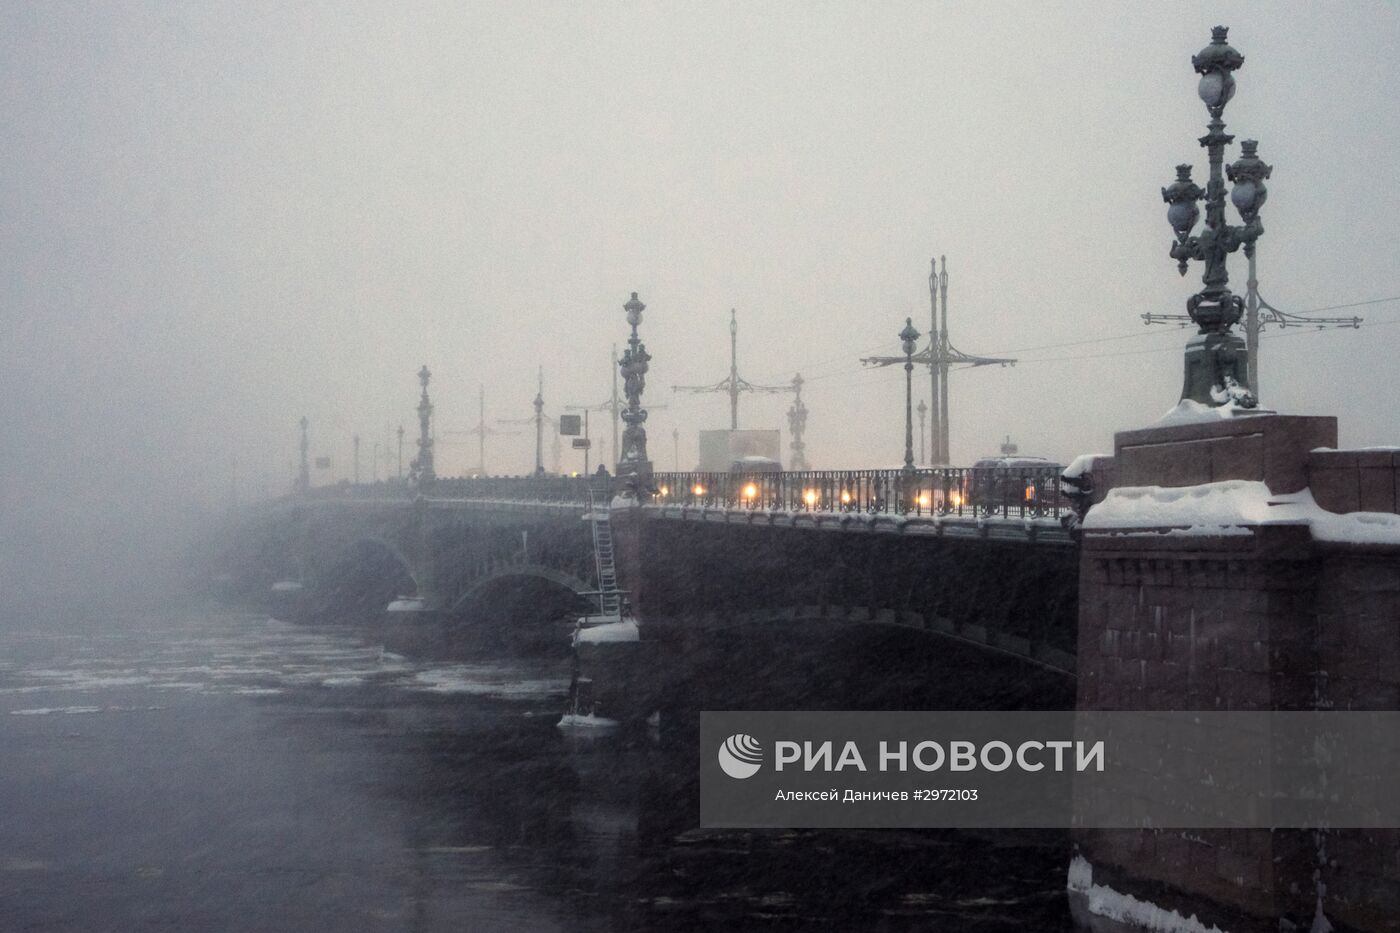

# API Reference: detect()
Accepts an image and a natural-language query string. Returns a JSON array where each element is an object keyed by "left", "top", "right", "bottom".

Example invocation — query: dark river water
[{"left": 0, "top": 609, "right": 1074, "bottom": 932}]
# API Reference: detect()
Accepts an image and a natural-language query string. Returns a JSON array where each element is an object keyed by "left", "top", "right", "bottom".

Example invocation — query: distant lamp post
[
  {"left": 618, "top": 292, "right": 653, "bottom": 487},
  {"left": 410, "top": 365, "right": 436, "bottom": 486},
  {"left": 672, "top": 426, "right": 680, "bottom": 471},
  {"left": 900, "top": 317, "right": 921, "bottom": 474},
  {"left": 396, "top": 425, "right": 404, "bottom": 480},
  {"left": 296, "top": 416, "right": 310, "bottom": 494},
  {"left": 1161, "top": 26, "right": 1266, "bottom": 409},
  {"left": 533, "top": 367, "right": 545, "bottom": 475},
  {"left": 786, "top": 373, "right": 810, "bottom": 470},
  {"left": 915, "top": 399, "right": 928, "bottom": 466}
]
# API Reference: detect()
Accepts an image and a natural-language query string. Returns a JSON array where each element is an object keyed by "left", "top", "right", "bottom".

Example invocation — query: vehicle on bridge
[{"left": 967, "top": 456, "right": 1065, "bottom": 517}]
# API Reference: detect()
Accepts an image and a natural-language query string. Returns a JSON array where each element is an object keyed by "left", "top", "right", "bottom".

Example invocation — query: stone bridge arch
[
  {"left": 450, "top": 561, "right": 594, "bottom": 616},
  {"left": 315, "top": 535, "right": 420, "bottom": 593},
  {"left": 300, "top": 534, "right": 421, "bottom": 624}
]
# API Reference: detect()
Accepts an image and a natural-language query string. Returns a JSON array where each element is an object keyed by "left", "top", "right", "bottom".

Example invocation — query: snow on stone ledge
[
  {"left": 1068, "top": 855, "right": 1227, "bottom": 933},
  {"left": 1153, "top": 399, "right": 1271, "bottom": 427},
  {"left": 1086, "top": 480, "right": 1400, "bottom": 546},
  {"left": 1086, "top": 480, "right": 1277, "bottom": 529},
  {"left": 574, "top": 619, "right": 640, "bottom": 645},
  {"left": 1063, "top": 453, "right": 1112, "bottom": 481}
]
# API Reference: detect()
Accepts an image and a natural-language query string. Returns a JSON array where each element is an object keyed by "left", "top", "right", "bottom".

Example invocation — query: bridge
[
  {"left": 220, "top": 464, "right": 1078, "bottom": 667},
  {"left": 210, "top": 410, "right": 1400, "bottom": 933}
]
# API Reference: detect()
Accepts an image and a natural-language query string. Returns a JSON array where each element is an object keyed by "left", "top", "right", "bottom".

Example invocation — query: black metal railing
[
  {"left": 297, "top": 467, "right": 1066, "bottom": 520},
  {"left": 649, "top": 468, "right": 1066, "bottom": 520}
]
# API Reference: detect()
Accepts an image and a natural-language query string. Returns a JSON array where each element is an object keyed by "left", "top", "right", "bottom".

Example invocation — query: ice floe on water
[
  {"left": 410, "top": 665, "right": 569, "bottom": 698},
  {"left": 0, "top": 615, "right": 568, "bottom": 711},
  {"left": 9, "top": 705, "right": 167, "bottom": 715}
]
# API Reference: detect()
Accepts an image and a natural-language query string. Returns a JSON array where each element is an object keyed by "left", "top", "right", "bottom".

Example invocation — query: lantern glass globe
[{"left": 1197, "top": 72, "right": 1235, "bottom": 109}]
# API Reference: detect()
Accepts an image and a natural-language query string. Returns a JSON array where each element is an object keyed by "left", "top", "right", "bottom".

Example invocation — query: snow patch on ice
[
  {"left": 411, "top": 666, "right": 568, "bottom": 698},
  {"left": 574, "top": 619, "right": 639, "bottom": 645},
  {"left": 557, "top": 712, "right": 620, "bottom": 730},
  {"left": 1068, "top": 855, "right": 1227, "bottom": 933}
]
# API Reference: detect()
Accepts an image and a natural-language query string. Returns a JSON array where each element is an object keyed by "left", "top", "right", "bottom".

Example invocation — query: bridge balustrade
[
  {"left": 649, "top": 468, "right": 1066, "bottom": 520},
  {"left": 296, "top": 467, "right": 1066, "bottom": 520}
]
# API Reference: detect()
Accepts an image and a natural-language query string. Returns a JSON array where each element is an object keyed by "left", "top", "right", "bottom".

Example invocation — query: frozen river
[{"left": 0, "top": 610, "right": 1073, "bottom": 931}]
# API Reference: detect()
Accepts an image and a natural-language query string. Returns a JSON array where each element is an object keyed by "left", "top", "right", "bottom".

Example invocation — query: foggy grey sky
[{"left": 3, "top": 2, "right": 1399, "bottom": 605}]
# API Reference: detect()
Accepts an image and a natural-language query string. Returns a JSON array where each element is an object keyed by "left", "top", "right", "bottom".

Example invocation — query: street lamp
[
  {"left": 533, "top": 367, "right": 545, "bottom": 476},
  {"left": 900, "top": 317, "right": 921, "bottom": 475},
  {"left": 618, "top": 292, "right": 653, "bottom": 487},
  {"left": 786, "top": 373, "right": 810, "bottom": 471},
  {"left": 1161, "top": 26, "right": 1267, "bottom": 409},
  {"left": 411, "top": 365, "right": 436, "bottom": 486}
]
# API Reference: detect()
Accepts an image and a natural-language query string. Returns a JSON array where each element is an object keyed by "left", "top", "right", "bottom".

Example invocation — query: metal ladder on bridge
[{"left": 587, "top": 489, "right": 622, "bottom": 619}]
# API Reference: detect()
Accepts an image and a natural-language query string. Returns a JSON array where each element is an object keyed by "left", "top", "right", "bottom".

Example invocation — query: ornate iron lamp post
[
  {"left": 532, "top": 367, "right": 545, "bottom": 475},
  {"left": 900, "top": 317, "right": 920, "bottom": 475},
  {"left": 1161, "top": 26, "right": 1268, "bottom": 409},
  {"left": 618, "top": 292, "right": 653, "bottom": 485},
  {"left": 410, "top": 365, "right": 436, "bottom": 486},
  {"left": 786, "top": 373, "right": 810, "bottom": 470}
]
